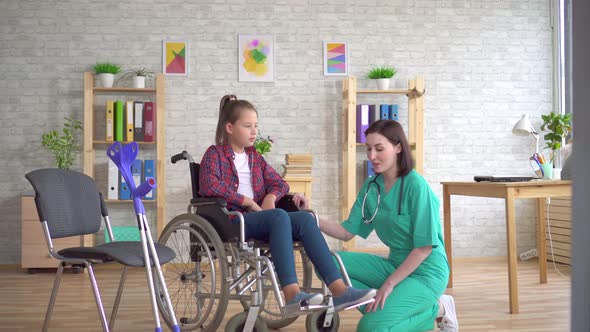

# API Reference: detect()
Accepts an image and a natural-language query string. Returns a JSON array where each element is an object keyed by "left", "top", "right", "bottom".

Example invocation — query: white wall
[{"left": 0, "top": 0, "right": 553, "bottom": 264}]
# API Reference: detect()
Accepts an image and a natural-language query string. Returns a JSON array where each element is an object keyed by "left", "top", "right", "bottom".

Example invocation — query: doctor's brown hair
[{"left": 365, "top": 119, "right": 414, "bottom": 177}]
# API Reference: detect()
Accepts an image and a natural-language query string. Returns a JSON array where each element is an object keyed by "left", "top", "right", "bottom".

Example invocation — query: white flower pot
[
  {"left": 98, "top": 73, "right": 115, "bottom": 88},
  {"left": 376, "top": 78, "right": 390, "bottom": 90},
  {"left": 133, "top": 76, "right": 146, "bottom": 89},
  {"left": 552, "top": 168, "right": 562, "bottom": 180}
]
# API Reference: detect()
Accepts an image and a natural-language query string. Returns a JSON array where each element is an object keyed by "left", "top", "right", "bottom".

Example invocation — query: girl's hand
[
  {"left": 261, "top": 194, "right": 276, "bottom": 210},
  {"left": 292, "top": 193, "right": 310, "bottom": 209},
  {"left": 365, "top": 280, "right": 394, "bottom": 313},
  {"left": 244, "top": 197, "right": 262, "bottom": 212},
  {"left": 248, "top": 203, "right": 263, "bottom": 212}
]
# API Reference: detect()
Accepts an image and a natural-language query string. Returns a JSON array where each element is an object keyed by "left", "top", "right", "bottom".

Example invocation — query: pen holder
[{"left": 541, "top": 162, "right": 553, "bottom": 180}]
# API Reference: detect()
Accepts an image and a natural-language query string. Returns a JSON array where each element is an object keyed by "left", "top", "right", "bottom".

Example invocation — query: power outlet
[{"left": 519, "top": 248, "right": 538, "bottom": 261}]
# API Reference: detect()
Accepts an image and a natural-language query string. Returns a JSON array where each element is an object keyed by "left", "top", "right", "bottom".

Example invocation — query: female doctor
[{"left": 315, "top": 120, "right": 458, "bottom": 332}]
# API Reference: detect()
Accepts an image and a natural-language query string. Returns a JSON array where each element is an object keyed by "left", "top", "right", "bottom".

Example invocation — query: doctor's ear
[{"left": 394, "top": 143, "right": 402, "bottom": 154}]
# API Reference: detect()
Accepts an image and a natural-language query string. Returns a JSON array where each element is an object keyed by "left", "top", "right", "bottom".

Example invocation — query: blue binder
[
  {"left": 131, "top": 159, "right": 142, "bottom": 199},
  {"left": 389, "top": 104, "right": 399, "bottom": 120},
  {"left": 143, "top": 159, "right": 156, "bottom": 200},
  {"left": 380, "top": 104, "right": 389, "bottom": 119},
  {"left": 366, "top": 160, "right": 375, "bottom": 178},
  {"left": 119, "top": 172, "right": 130, "bottom": 200}
]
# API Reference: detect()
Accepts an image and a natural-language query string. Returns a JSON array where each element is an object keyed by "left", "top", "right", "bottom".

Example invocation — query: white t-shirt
[{"left": 233, "top": 151, "right": 254, "bottom": 199}]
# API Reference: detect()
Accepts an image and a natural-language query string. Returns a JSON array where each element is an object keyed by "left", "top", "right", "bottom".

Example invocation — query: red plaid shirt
[{"left": 199, "top": 144, "right": 289, "bottom": 213}]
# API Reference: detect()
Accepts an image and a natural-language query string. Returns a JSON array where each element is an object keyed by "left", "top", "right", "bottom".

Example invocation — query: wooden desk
[
  {"left": 284, "top": 176, "right": 312, "bottom": 206},
  {"left": 442, "top": 180, "right": 572, "bottom": 314}
]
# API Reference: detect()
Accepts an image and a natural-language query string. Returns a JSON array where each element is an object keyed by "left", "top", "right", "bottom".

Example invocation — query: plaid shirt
[{"left": 199, "top": 144, "right": 289, "bottom": 213}]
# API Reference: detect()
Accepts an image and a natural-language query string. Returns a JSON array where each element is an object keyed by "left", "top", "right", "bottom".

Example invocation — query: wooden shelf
[
  {"left": 356, "top": 89, "right": 412, "bottom": 95},
  {"left": 105, "top": 199, "right": 157, "bottom": 204},
  {"left": 93, "top": 87, "right": 157, "bottom": 93},
  {"left": 93, "top": 140, "right": 156, "bottom": 145},
  {"left": 342, "top": 76, "right": 425, "bottom": 252},
  {"left": 84, "top": 72, "right": 167, "bottom": 244}
]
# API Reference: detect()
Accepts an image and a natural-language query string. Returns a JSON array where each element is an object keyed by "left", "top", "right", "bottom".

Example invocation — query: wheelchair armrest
[
  {"left": 190, "top": 197, "right": 228, "bottom": 207},
  {"left": 276, "top": 194, "right": 300, "bottom": 212}
]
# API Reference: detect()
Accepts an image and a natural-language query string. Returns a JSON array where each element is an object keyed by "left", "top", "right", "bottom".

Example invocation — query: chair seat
[{"left": 58, "top": 241, "right": 176, "bottom": 267}]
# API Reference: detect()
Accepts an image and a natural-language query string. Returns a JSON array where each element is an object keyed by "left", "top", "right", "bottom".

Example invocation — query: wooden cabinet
[
  {"left": 21, "top": 196, "right": 80, "bottom": 270},
  {"left": 284, "top": 176, "right": 312, "bottom": 207},
  {"left": 545, "top": 197, "right": 571, "bottom": 265}
]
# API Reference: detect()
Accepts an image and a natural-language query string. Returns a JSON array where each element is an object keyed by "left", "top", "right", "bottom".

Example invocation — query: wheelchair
[{"left": 154, "top": 150, "right": 359, "bottom": 332}]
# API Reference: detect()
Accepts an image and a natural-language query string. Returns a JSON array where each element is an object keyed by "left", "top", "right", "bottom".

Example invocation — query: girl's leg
[
  {"left": 243, "top": 209, "right": 300, "bottom": 300},
  {"left": 288, "top": 211, "right": 344, "bottom": 292},
  {"left": 288, "top": 211, "right": 377, "bottom": 310}
]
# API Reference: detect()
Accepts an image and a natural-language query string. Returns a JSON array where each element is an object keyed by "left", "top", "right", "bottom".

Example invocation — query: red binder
[{"left": 144, "top": 102, "right": 156, "bottom": 142}]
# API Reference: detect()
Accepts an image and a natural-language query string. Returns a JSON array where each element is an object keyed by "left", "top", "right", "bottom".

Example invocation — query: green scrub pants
[{"left": 337, "top": 251, "right": 447, "bottom": 332}]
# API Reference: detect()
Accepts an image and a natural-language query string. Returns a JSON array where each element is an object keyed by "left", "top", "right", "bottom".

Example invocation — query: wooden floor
[{"left": 0, "top": 258, "right": 570, "bottom": 331}]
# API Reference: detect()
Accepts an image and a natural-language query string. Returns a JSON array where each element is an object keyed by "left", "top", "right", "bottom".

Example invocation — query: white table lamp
[{"left": 512, "top": 114, "right": 539, "bottom": 154}]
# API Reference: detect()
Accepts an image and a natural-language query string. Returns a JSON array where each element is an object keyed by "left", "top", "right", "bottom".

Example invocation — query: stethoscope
[{"left": 361, "top": 174, "right": 404, "bottom": 224}]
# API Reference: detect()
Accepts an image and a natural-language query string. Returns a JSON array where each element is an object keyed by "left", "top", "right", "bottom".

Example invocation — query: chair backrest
[
  {"left": 190, "top": 162, "right": 201, "bottom": 199},
  {"left": 25, "top": 168, "right": 102, "bottom": 239}
]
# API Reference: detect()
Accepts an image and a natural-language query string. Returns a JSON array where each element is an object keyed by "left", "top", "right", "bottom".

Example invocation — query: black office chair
[{"left": 25, "top": 168, "right": 176, "bottom": 332}]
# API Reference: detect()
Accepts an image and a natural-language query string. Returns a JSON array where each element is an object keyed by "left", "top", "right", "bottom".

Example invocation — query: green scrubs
[{"left": 340, "top": 170, "right": 449, "bottom": 332}]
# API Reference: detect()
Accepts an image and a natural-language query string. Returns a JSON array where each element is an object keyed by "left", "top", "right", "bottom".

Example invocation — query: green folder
[{"left": 115, "top": 100, "right": 124, "bottom": 142}]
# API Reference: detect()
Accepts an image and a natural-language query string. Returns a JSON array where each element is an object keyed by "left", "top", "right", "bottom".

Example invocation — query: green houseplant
[
  {"left": 41, "top": 116, "right": 83, "bottom": 170},
  {"left": 540, "top": 111, "right": 572, "bottom": 164},
  {"left": 120, "top": 67, "right": 155, "bottom": 88},
  {"left": 254, "top": 132, "right": 274, "bottom": 156},
  {"left": 367, "top": 65, "right": 397, "bottom": 90},
  {"left": 94, "top": 62, "right": 121, "bottom": 88}
]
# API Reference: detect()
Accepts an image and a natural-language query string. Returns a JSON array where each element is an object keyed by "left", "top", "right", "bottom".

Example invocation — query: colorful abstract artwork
[
  {"left": 323, "top": 41, "right": 348, "bottom": 76},
  {"left": 239, "top": 35, "right": 274, "bottom": 82},
  {"left": 163, "top": 40, "right": 189, "bottom": 76}
]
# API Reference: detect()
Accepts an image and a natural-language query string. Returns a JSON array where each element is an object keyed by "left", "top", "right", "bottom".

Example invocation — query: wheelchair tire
[
  {"left": 240, "top": 250, "right": 314, "bottom": 329},
  {"left": 156, "top": 213, "right": 230, "bottom": 332},
  {"left": 224, "top": 312, "right": 268, "bottom": 332},
  {"left": 305, "top": 309, "right": 340, "bottom": 332}
]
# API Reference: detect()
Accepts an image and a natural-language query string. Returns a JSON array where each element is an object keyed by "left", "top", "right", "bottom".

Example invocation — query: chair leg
[
  {"left": 42, "top": 262, "right": 65, "bottom": 332},
  {"left": 108, "top": 266, "right": 128, "bottom": 331},
  {"left": 87, "top": 263, "right": 110, "bottom": 332}
]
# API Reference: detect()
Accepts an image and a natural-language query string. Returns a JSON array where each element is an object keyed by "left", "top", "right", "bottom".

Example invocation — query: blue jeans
[{"left": 242, "top": 209, "right": 342, "bottom": 288}]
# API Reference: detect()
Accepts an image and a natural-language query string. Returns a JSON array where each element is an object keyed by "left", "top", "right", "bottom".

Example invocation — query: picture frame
[
  {"left": 163, "top": 40, "right": 189, "bottom": 76},
  {"left": 238, "top": 34, "right": 274, "bottom": 82},
  {"left": 323, "top": 41, "right": 348, "bottom": 76}
]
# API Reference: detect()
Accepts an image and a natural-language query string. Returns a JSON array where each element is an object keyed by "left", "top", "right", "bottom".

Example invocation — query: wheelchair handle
[{"left": 171, "top": 150, "right": 194, "bottom": 164}]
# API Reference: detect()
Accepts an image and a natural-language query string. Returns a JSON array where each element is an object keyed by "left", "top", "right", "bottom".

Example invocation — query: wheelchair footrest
[
  {"left": 338, "top": 298, "right": 375, "bottom": 311},
  {"left": 282, "top": 303, "right": 328, "bottom": 317}
]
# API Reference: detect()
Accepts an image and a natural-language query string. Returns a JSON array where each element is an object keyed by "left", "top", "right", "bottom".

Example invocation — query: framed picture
[
  {"left": 163, "top": 40, "right": 189, "bottom": 76},
  {"left": 238, "top": 34, "right": 274, "bottom": 82},
  {"left": 323, "top": 41, "right": 348, "bottom": 76}
]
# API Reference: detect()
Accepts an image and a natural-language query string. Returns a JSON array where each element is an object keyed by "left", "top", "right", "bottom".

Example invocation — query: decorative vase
[
  {"left": 132, "top": 76, "right": 146, "bottom": 88},
  {"left": 376, "top": 78, "right": 390, "bottom": 90},
  {"left": 98, "top": 73, "right": 115, "bottom": 88}
]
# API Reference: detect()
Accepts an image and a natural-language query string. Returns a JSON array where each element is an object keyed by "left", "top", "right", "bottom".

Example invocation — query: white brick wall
[{"left": 0, "top": 0, "right": 552, "bottom": 264}]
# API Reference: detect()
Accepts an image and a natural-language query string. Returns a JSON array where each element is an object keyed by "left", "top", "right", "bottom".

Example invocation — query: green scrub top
[{"left": 341, "top": 170, "right": 449, "bottom": 285}]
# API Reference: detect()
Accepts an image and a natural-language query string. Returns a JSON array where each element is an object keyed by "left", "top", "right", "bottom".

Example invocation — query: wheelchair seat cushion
[{"left": 58, "top": 241, "right": 176, "bottom": 267}]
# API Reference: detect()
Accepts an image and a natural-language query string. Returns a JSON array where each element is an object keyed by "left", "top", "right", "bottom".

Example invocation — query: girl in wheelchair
[{"left": 198, "top": 94, "right": 376, "bottom": 312}]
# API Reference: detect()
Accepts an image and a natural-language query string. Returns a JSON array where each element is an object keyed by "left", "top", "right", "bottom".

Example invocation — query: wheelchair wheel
[
  {"left": 224, "top": 312, "right": 268, "bottom": 332},
  {"left": 156, "top": 213, "right": 229, "bottom": 332},
  {"left": 305, "top": 309, "right": 340, "bottom": 332},
  {"left": 240, "top": 250, "right": 314, "bottom": 329}
]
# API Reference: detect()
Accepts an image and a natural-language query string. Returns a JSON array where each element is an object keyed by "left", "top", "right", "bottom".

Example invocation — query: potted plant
[
  {"left": 540, "top": 111, "right": 572, "bottom": 170},
  {"left": 120, "top": 67, "right": 155, "bottom": 88},
  {"left": 94, "top": 62, "right": 121, "bottom": 88},
  {"left": 254, "top": 132, "right": 274, "bottom": 156},
  {"left": 368, "top": 65, "right": 397, "bottom": 90},
  {"left": 41, "top": 116, "right": 83, "bottom": 170}
]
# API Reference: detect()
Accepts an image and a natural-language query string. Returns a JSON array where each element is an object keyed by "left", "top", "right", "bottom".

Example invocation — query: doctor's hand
[
  {"left": 365, "top": 279, "right": 395, "bottom": 313},
  {"left": 292, "top": 193, "right": 310, "bottom": 209}
]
